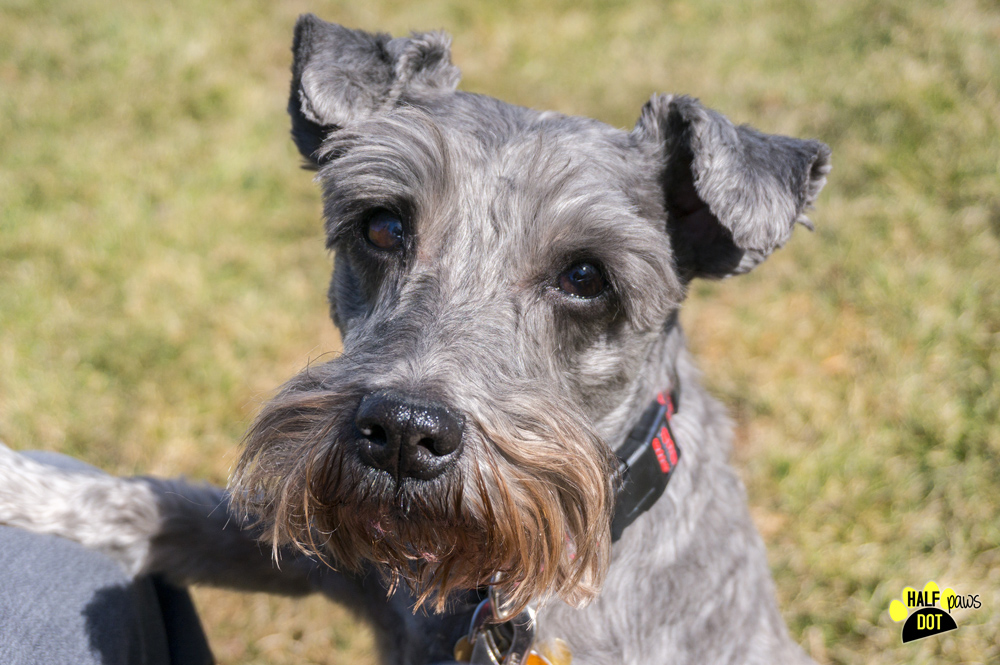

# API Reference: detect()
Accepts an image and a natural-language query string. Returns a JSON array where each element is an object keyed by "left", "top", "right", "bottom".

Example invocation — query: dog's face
[{"left": 231, "top": 15, "right": 829, "bottom": 613}]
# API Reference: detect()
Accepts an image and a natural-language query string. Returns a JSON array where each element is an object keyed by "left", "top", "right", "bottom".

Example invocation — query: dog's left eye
[
  {"left": 365, "top": 209, "right": 405, "bottom": 251},
  {"left": 558, "top": 262, "right": 607, "bottom": 299}
]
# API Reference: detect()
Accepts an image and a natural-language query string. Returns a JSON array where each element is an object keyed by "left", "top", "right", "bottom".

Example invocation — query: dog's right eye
[
  {"left": 365, "top": 209, "right": 405, "bottom": 251},
  {"left": 558, "top": 261, "right": 607, "bottom": 299}
]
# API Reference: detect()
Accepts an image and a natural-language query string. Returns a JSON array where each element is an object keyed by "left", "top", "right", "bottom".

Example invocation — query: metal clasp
[{"left": 462, "top": 590, "right": 537, "bottom": 665}]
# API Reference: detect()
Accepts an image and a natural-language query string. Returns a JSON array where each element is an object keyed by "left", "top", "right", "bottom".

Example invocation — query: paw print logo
[{"left": 888, "top": 581, "right": 959, "bottom": 643}]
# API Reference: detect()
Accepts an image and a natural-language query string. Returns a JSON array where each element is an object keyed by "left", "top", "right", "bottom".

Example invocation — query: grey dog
[{"left": 0, "top": 15, "right": 830, "bottom": 665}]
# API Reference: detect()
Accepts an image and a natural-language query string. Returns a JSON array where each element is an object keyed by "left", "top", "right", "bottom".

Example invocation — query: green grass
[{"left": 1, "top": 0, "right": 997, "bottom": 663}]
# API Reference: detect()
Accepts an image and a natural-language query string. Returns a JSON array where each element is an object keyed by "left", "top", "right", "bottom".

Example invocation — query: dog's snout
[{"left": 354, "top": 390, "right": 464, "bottom": 480}]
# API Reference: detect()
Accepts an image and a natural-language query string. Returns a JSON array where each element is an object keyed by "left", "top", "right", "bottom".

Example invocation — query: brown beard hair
[{"left": 230, "top": 367, "right": 617, "bottom": 615}]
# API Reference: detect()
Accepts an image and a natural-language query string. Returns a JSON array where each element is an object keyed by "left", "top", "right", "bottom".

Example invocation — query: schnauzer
[{"left": 0, "top": 14, "right": 830, "bottom": 665}]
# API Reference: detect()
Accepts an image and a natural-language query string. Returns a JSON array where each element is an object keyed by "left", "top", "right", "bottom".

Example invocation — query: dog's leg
[
  {"left": 0, "top": 443, "right": 340, "bottom": 598},
  {"left": 0, "top": 443, "right": 472, "bottom": 663}
]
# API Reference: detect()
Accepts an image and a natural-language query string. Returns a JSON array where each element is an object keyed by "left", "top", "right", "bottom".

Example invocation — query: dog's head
[{"left": 230, "top": 15, "right": 830, "bottom": 613}]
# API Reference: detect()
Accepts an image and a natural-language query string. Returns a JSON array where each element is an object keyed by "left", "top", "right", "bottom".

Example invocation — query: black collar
[{"left": 610, "top": 387, "right": 681, "bottom": 542}]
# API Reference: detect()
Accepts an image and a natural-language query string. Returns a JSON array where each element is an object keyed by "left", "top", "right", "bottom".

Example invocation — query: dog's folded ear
[
  {"left": 634, "top": 94, "right": 831, "bottom": 280},
  {"left": 289, "top": 14, "right": 461, "bottom": 167}
]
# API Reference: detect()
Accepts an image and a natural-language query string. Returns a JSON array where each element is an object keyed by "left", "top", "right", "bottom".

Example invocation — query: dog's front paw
[{"left": 0, "top": 442, "right": 158, "bottom": 575}]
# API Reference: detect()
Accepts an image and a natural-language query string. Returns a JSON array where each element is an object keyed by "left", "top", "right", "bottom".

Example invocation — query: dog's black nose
[{"left": 354, "top": 390, "right": 464, "bottom": 481}]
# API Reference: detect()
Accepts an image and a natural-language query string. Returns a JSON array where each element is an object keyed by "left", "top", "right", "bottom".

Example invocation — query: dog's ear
[
  {"left": 289, "top": 14, "right": 461, "bottom": 167},
  {"left": 634, "top": 94, "right": 831, "bottom": 279}
]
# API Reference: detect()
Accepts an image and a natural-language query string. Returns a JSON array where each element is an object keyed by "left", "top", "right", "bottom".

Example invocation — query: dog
[{"left": 0, "top": 14, "right": 830, "bottom": 665}]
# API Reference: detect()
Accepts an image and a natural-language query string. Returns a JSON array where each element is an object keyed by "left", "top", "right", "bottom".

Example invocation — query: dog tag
[
  {"left": 454, "top": 631, "right": 504, "bottom": 664},
  {"left": 534, "top": 639, "right": 572, "bottom": 665},
  {"left": 454, "top": 635, "right": 474, "bottom": 662},
  {"left": 470, "top": 632, "right": 502, "bottom": 664}
]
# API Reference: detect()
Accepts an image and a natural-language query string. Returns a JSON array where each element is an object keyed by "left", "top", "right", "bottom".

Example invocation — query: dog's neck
[
  {"left": 374, "top": 318, "right": 804, "bottom": 663},
  {"left": 533, "top": 319, "right": 807, "bottom": 664},
  {"left": 595, "top": 313, "right": 686, "bottom": 452}
]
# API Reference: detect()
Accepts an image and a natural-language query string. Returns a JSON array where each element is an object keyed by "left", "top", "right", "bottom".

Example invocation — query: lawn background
[{"left": 1, "top": 0, "right": 997, "bottom": 663}]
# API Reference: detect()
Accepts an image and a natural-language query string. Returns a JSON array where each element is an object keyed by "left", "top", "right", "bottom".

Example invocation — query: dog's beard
[{"left": 230, "top": 360, "right": 617, "bottom": 614}]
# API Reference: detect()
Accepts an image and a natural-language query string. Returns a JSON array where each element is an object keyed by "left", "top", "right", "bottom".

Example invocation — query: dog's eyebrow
[{"left": 317, "top": 111, "right": 454, "bottom": 246}]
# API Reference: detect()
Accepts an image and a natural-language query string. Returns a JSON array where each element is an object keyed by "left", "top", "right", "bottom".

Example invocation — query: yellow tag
[
  {"left": 535, "top": 638, "right": 572, "bottom": 665},
  {"left": 455, "top": 634, "right": 571, "bottom": 664},
  {"left": 453, "top": 635, "right": 473, "bottom": 662}
]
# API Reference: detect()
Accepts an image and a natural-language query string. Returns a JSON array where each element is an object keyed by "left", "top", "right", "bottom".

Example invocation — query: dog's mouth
[{"left": 229, "top": 360, "right": 618, "bottom": 613}]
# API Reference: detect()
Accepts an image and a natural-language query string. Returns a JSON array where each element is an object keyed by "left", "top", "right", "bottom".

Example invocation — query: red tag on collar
[
  {"left": 610, "top": 389, "right": 681, "bottom": 541},
  {"left": 651, "top": 392, "right": 678, "bottom": 473}
]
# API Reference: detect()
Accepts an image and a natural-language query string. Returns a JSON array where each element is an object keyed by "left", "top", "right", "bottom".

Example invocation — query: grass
[{"left": 1, "top": 0, "right": 997, "bottom": 662}]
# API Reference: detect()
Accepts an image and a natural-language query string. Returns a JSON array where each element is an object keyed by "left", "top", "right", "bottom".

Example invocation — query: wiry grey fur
[{"left": 0, "top": 14, "right": 830, "bottom": 665}]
